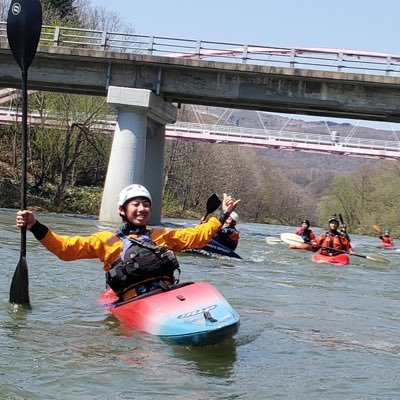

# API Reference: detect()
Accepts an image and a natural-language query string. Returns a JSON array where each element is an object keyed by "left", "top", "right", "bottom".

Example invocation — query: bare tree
[{"left": 77, "top": 3, "right": 134, "bottom": 32}]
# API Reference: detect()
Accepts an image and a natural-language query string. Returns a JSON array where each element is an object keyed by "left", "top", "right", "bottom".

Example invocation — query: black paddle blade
[
  {"left": 206, "top": 194, "right": 222, "bottom": 215},
  {"left": 9, "top": 255, "right": 31, "bottom": 308},
  {"left": 7, "top": 0, "right": 42, "bottom": 71}
]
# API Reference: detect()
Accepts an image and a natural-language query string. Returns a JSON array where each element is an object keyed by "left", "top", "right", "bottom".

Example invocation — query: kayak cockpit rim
[{"left": 104, "top": 281, "right": 195, "bottom": 308}]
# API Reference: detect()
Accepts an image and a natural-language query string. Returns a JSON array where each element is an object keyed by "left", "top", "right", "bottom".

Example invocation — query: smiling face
[
  {"left": 119, "top": 197, "right": 152, "bottom": 226},
  {"left": 223, "top": 216, "right": 235, "bottom": 228},
  {"left": 329, "top": 220, "right": 339, "bottom": 230}
]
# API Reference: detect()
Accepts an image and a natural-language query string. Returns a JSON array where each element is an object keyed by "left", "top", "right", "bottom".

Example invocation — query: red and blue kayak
[
  {"left": 311, "top": 252, "right": 350, "bottom": 266},
  {"left": 98, "top": 281, "right": 240, "bottom": 345}
]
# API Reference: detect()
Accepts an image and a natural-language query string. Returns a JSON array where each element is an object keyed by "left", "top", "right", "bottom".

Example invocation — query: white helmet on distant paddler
[
  {"left": 230, "top": 211, "right": 239, "bottom": 222},
  {"left": 118, "top": 184, "right": 152, "bottom": 207},
  {"left": 329, "top": 215, "right": 340, "bottom": 225}
]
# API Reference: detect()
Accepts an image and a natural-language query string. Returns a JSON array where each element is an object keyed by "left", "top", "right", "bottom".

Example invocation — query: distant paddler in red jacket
[
  {"left": 290, "top": 220, "right": 317, "bottom": 251},
  {"left": 315, "top": 215, "right": 351, "bottom": 256},
  {"left": 379, "top": 230, "right": 394, "bottom": 248},
  {"left": 295, "top": 220, "right": 316, "bottom": 243}
]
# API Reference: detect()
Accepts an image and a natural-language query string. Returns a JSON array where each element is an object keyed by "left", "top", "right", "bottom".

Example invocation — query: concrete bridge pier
[{"left": 99, "top": 87, "right": 177, "bottom": 225}]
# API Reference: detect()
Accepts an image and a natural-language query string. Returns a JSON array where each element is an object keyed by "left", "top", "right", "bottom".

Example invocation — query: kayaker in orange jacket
[
  {"left": 315, "top": 215, "right": 351, "bottom": 256},
  {"left": 16, "top": 184, "right": 240, "bottom": 299}
]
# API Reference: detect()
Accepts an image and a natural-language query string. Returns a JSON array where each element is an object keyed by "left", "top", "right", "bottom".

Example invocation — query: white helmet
[
  {"left": 230, "top": 211, "right": 239, "bottom": 222},
  {"left": 117, "top": 184, "right": 152, "bottom": 206}
]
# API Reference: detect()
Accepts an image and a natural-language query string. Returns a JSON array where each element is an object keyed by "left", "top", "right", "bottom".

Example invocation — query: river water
[{"left": 1, "top": 208, "right": 399, "bottom": 399}]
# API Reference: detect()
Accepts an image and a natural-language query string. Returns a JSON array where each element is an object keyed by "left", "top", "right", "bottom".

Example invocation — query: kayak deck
[
  {"left": 183, "top": 239, "right": 242, "bottom": 259},
  {"left": 289, "top": 243, "right": 317, "bottom": 252},
  {"left": 201, "top": 239, "right": 242, "bottom": 259}
]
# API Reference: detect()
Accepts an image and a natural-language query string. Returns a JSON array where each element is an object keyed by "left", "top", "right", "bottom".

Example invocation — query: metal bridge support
[{"left": 99, "top": 87, "right": 177, "bottom": 224}]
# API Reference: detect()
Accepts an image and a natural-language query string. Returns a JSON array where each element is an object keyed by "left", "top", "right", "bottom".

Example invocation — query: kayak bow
[
  {"left": 202, "top": 239, "right": 242, "bottom": 259},
  {"left": 311, "top": 252, "right": 350, "bottom": 265}
]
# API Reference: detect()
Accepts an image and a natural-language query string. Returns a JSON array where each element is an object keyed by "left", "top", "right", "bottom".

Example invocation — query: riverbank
[
  {"left": 0, "top": 177, "right": 392, "bottom": 238},
  {"left": 0, "top": 178, "right": 204, "bottom": 220}
]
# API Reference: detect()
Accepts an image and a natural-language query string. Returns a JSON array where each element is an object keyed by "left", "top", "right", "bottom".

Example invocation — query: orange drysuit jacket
[{"left": 33, "top": 217, "right": 222, "bottom": 271}]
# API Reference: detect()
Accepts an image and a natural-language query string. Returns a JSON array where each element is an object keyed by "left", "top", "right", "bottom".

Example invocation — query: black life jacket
[
  {"left": 299, "top": 229, "right": 313, "bottom": 242},
  {"left": 105, "top": 229, "right": 180, "bottom": 297},
  {"left": 213, "top": 227, "right": 239, "bottom": 250}
]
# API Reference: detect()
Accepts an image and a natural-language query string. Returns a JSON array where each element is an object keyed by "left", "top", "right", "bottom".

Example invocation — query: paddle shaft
[
  {"left": 313, "top": 241, "right": 390, "bottom": 263},
  {"left": 315, "top": 243, "right": 365, "bottom": 259},
  {"left": 8, "top": 0, "right": 43, "bottom": 306},
  {"left": 9, "top": 70, "right": 30, "bottom": 306},
  {"left": 20, "top": 69, "right": 28, "bottom": 258},
  {"left": 315, "top": 242, "right": 390, "bottom": 264}
]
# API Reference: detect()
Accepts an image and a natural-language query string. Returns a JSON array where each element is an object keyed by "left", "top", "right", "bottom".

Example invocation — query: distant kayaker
[
  {"left": 315, "top": 215, "right": 351, "bottom": 256},
  {"left": 212, "top": 211, "right": 240, "bottom": 251},
  {"left": 295, "top": 220, "right": 316, "bottom": 244},
  {"left": 379, "top": 230, "right": 394, "bottom": 247},
  {"left": 16, "top": 184, "right": 240, "bottom": 301}
]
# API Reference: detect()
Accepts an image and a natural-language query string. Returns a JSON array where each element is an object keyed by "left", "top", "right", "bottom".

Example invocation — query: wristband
[
  {"left": 217, "top": 211, "right": 230, "bottom": 225},
  {"left": 30, "top": 220, "right": 49, "bottom": 240}
]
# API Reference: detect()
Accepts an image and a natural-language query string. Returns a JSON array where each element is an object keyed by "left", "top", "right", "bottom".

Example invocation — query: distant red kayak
[
  {"left": 379, "top": 242, "right": 395, "bottom": 249},
  {"left": 311, "top": 252, "right": 350, "bottom": 265}
]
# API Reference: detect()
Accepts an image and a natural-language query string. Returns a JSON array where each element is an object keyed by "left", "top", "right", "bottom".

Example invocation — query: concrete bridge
[
  {"left": 2, "top": 23, "right": 400, "bottom": 222},
  {"left": 2, "top": 25, "right": 400, "bottom": 121}
]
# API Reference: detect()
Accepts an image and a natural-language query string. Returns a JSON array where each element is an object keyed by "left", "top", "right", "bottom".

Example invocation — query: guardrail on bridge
[
  {"left": 0, "top": 108, "right": 399, "bottom": 160},
  {"left": 1, "top": 21, "right": 400, "bottom": 76}
]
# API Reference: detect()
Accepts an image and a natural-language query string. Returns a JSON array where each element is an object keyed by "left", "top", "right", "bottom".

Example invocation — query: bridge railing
[
  {"left": 170, "top": 122, "right": 400, "bottom": 152},
  {"left": 0, "top": 108, "right": 399, "bottom": 156},
  {"left": 1, "top": 21, "right": 400, "bottom": 76}
]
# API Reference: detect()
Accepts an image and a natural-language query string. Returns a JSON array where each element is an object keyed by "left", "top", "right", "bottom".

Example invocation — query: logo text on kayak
[{"left": 177, "top": 304, "right": 217, "bottom": 319}]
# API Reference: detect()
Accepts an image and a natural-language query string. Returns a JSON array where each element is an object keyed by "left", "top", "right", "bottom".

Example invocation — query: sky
[
  {"left": 88, "top": 0, "right": 400, "bottom": 131},
  {"left": 88, "top": 0, "right": 399, "bottom": 54}
]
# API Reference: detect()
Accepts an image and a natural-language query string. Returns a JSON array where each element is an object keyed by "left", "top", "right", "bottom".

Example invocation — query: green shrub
[{"left": 62, "top": 186, "right": 103, "bottom": 215}]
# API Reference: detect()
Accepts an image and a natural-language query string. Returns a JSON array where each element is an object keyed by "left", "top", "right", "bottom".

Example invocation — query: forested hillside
[{"left": 173, "top": 106, "right": 400, "bottom": 235}]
